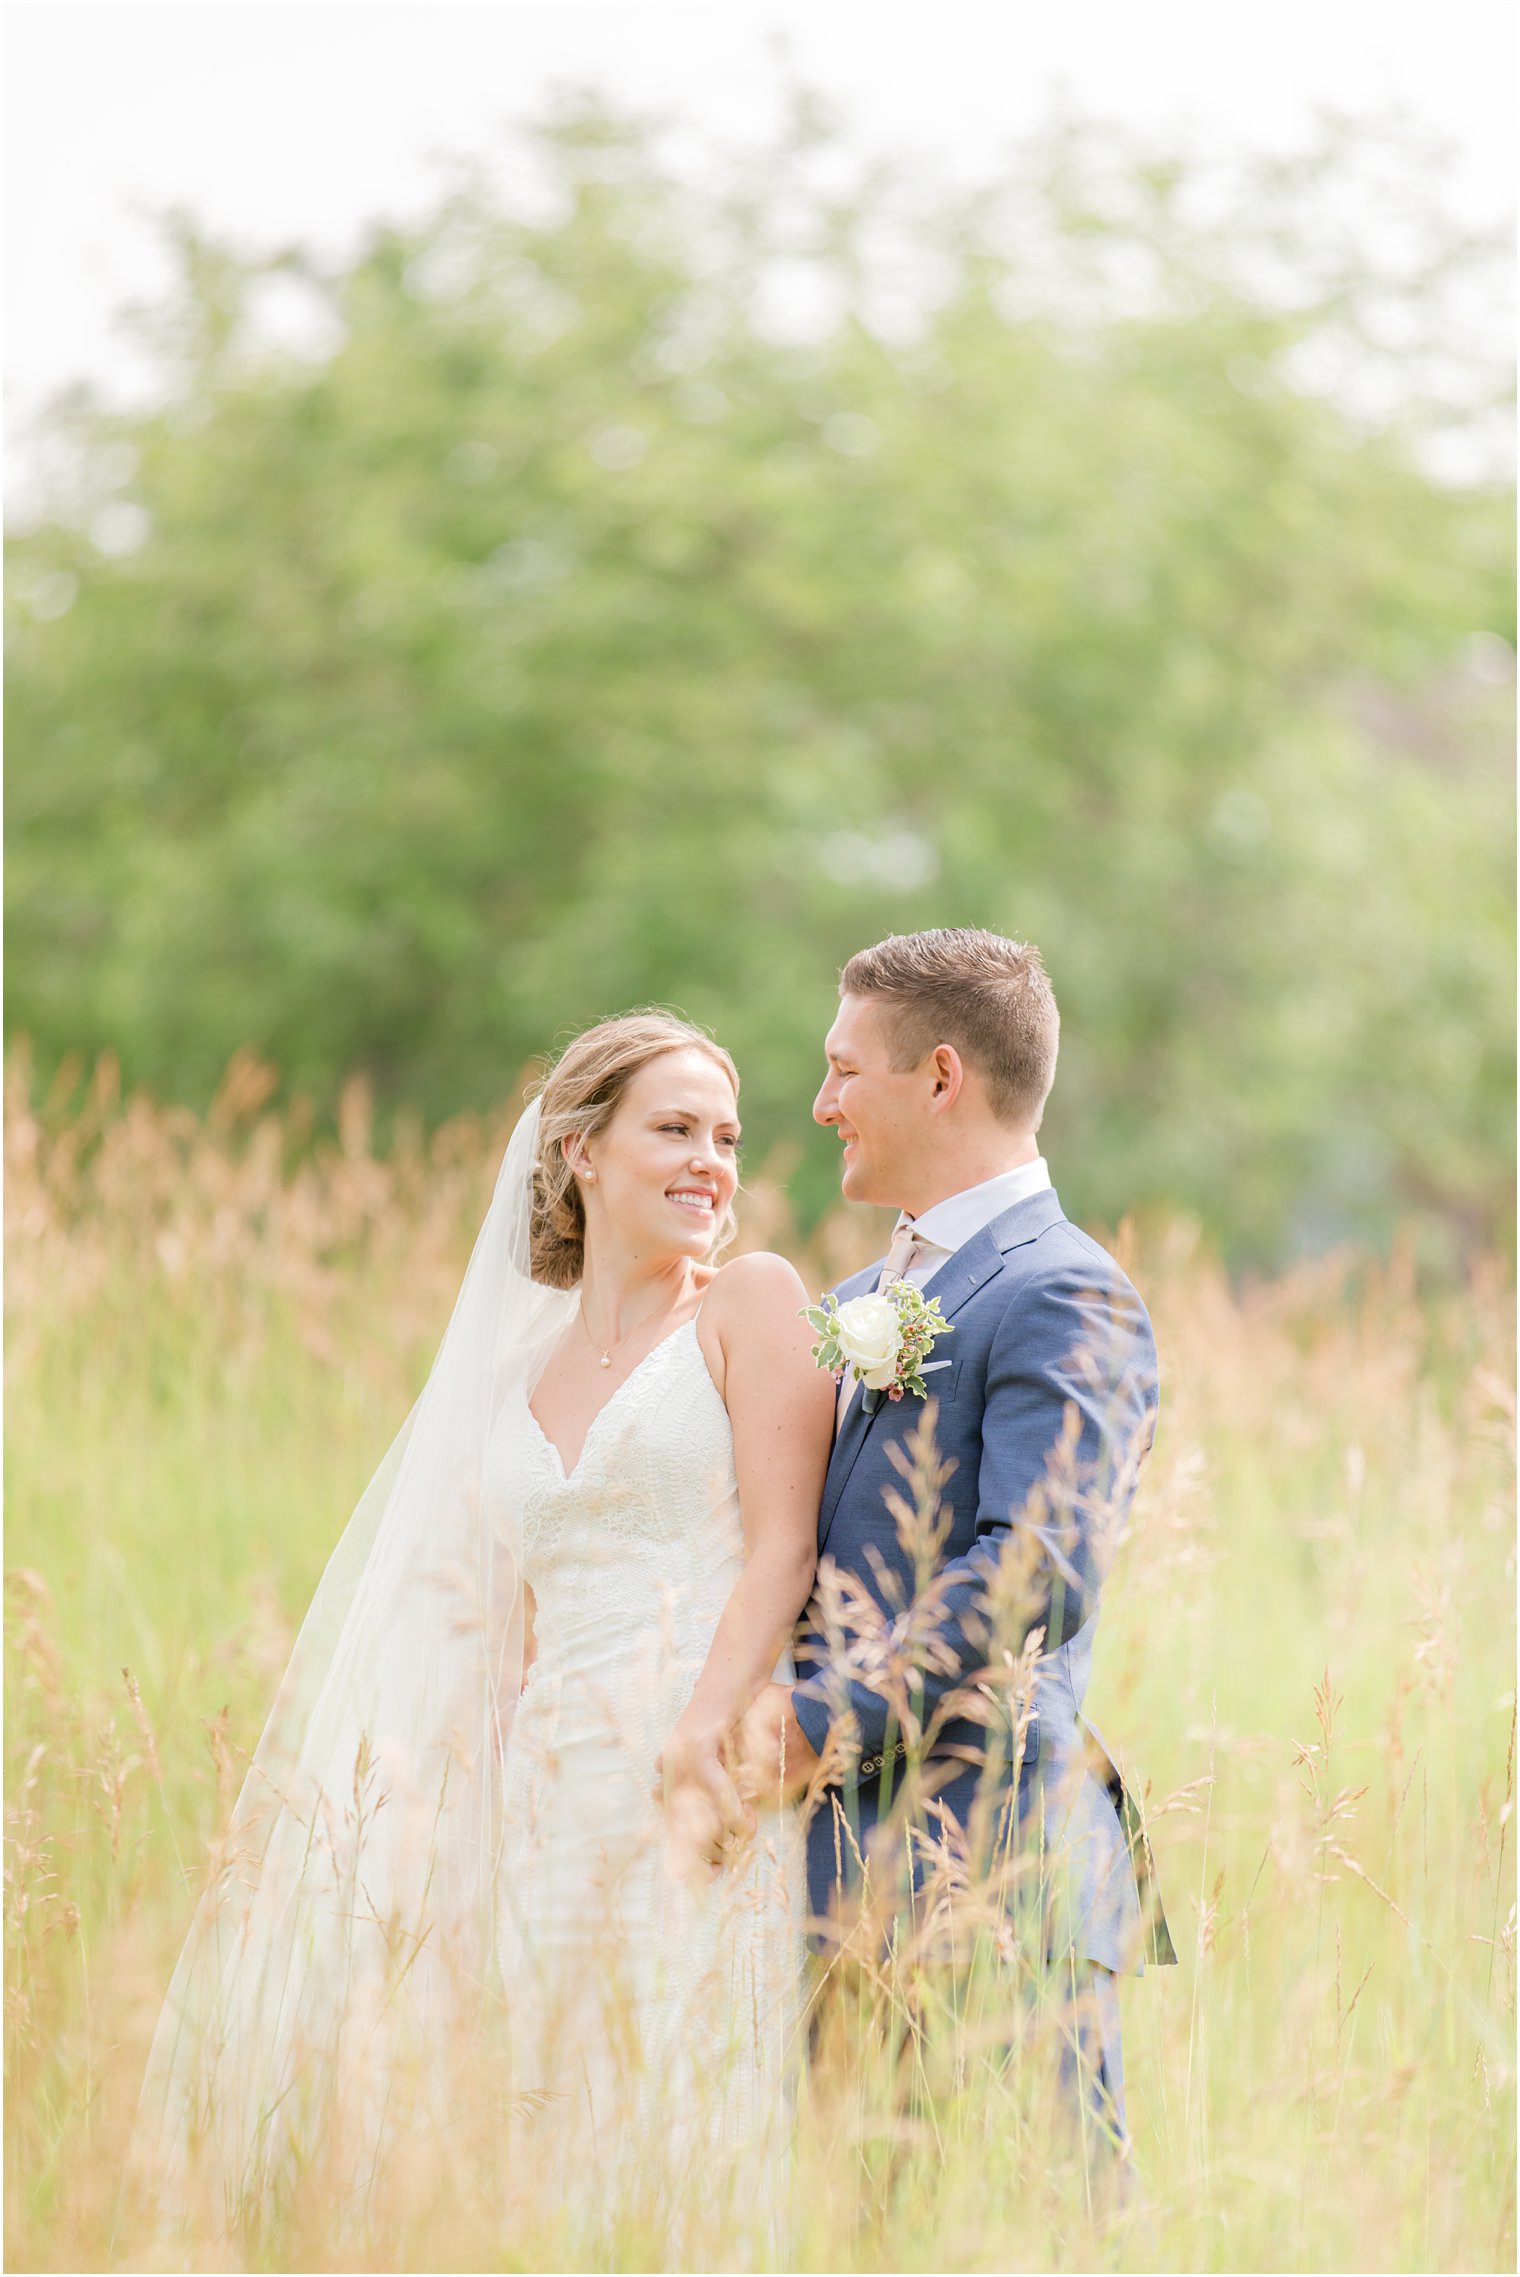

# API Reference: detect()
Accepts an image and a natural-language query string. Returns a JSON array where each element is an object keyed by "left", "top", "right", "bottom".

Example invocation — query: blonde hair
[
  {"left": 528, "top": 1012, "right": 741, "bottom": 1288},
  {"left": 840, "top": 927, "right": 1060, "bottom": 1130}
]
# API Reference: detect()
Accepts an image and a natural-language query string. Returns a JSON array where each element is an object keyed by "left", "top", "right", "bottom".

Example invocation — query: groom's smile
[{"left": 814, "top": 994, "right": 927, "bottom": 1208}]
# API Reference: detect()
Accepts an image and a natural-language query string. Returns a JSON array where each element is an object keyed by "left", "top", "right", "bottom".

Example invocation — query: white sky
[{"left": 6, "top": 0, "right": 1516, "bottom": 495}]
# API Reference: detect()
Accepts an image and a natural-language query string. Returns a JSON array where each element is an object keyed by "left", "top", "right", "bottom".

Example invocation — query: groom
[{"left": 738, "top": 926, "right": 1174, "bottom": 2142}]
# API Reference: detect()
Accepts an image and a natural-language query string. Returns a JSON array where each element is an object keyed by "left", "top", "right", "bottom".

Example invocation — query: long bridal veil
[{"left": 132, "top": 1098, "right": 574, "bottom": 2236}]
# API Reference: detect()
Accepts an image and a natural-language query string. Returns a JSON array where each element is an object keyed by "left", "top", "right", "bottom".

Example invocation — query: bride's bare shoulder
[
  {"left": 698, "top": 1254, "right": 832, "bottom": 1408},
  {"left": 699, "top": 1249, "right": 812, "bottom": 1318}
]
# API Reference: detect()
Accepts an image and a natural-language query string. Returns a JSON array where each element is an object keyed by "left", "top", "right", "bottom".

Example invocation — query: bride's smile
[{"left": 571, "top": 1045, "right": 742, "bottom": 1272}]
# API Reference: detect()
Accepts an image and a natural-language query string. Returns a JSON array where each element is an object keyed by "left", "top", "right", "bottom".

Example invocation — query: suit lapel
[
  {"left": 816, "top": 1374, "right": 876, "bottom": 1546},
  {"left": 817, "top": 1226, "right": 1003, "bottom": 1547},
  {"left": 815, "top": 1264, "right": 886, "bottom": 1547},
  {"left": 815, "top": 1187, "right": 1067, "bottom": 1552},
  {"left": 976, "top": 1184, "right": 1063, "bottom": 1262},
  {"left": 914, "top": 1220, "right": 1006, "bottom": 1318}
]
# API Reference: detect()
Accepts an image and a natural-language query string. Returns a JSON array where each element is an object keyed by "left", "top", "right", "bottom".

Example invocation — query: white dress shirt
[{"left": 894, "top": 1157, "right": 1053, "bottom": 1288}]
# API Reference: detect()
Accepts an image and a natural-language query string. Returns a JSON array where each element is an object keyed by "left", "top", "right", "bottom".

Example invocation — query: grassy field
[{"left": 5, "top": 1050, "right": 1515, "bottom": 2272}]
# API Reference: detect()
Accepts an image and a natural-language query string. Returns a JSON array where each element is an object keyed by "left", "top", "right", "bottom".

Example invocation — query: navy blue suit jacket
[{"left": 791, "top": 1187, "right": 1174, "bottom": 1973}]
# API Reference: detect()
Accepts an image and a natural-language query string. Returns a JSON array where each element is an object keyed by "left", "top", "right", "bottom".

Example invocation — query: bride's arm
[{"left": 660, "top": 1252, "right": 833, "bottom": 1835}]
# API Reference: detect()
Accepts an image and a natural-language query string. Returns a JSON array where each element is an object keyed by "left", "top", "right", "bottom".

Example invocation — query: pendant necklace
[
  {"left": 577, "top": 1266, "right": 687, "bottom": 1366},
  {"left": 579, "top": 1286, "right": 678, "bottom": 1370}
]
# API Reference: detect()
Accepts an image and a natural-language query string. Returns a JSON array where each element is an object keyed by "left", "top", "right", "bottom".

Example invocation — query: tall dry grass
[{"left": 5, "top": 1049, "right": 1515, "bottom": 2271}]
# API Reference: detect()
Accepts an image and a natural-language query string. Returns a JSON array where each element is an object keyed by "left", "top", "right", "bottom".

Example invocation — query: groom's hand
[{"left": 732, "top": 1683, "right": 820, "bottom": 1805}]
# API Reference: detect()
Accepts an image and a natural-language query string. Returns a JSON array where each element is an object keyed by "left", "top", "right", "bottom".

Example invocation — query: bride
[{"left": 133, "top": 1011, "right": 834, "bottom": 2254}]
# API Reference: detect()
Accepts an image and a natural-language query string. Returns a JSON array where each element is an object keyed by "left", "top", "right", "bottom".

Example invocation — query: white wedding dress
[
  {"left": 486, "top": 1314, "right": 807, "bottom": 2254},
  {"left": 134, "top": 1103, "right": 804, "bottom": 2259}
]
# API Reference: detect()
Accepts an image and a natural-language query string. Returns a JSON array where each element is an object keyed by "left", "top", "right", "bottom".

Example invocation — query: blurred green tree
[{"left": 6, "top": 95, "right": 1514, "bottom": 1260}]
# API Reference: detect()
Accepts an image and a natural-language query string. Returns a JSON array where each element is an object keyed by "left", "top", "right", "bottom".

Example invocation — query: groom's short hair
[{"left": 840, "top": 928, "right": 1060, "bottom": 1130}]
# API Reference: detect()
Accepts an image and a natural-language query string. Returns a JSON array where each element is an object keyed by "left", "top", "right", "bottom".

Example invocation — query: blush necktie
[
  {"left": 838, "top": 1219, "right": 922, "bottom": 1424},
  {"left": 876, "top": 1217, "right": 921, "bottom": 1290}
]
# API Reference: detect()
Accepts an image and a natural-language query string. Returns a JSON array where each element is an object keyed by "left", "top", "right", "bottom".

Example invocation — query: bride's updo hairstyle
[{"left": 528, "top": 1011, "right": 741, "bottom": 1288}]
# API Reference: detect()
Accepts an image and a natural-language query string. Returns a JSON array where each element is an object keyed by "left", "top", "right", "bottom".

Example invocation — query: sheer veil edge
[{"left": 131, "top": 1096, "right": 576, "bottom": 2224}]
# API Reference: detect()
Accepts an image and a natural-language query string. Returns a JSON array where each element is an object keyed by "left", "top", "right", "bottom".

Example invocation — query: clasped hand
[
  {"left": 654, "top": 1721, "right": 754, "bottom": 1883},
  {"left": 654, "top": 1685, "right": 820, "bottom": 1881}
]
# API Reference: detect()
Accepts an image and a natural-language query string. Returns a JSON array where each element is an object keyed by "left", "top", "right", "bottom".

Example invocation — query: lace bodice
[{"left": 486, "top": 1316, "right": 745, "bottom": 1665}]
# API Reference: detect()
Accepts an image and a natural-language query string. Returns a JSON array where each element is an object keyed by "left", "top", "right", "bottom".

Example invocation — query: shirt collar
[{"left": 906, "top": 1158, "right": 1053, "bottom": 1256}]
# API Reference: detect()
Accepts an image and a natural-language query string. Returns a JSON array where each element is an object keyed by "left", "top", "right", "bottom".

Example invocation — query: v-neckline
[{"left": 524, "top": 1315, "right": 699, "bottom": 1485}]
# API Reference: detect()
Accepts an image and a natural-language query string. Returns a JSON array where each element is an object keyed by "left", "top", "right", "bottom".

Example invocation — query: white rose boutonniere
[
  {"left": 833, "top": 1292, "right": 903, "bottom": 1389},
  {"left": 802, "top": 1280, "right": 954, "bottom": 1413}
]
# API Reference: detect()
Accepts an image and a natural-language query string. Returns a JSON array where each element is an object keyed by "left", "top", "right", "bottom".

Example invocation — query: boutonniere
[{"left": 802, "top": 1282, "right": 954, "bottom": 1415}]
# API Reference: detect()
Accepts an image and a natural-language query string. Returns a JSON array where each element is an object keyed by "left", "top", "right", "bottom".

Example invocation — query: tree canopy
[{"left": 7, "top": 95, "right": 1514, "bottom": 1261}]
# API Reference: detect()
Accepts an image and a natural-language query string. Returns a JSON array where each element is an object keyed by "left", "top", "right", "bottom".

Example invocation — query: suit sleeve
[{"left": 792, "top": 1256, "right": 1158, "bottom": 1764}]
